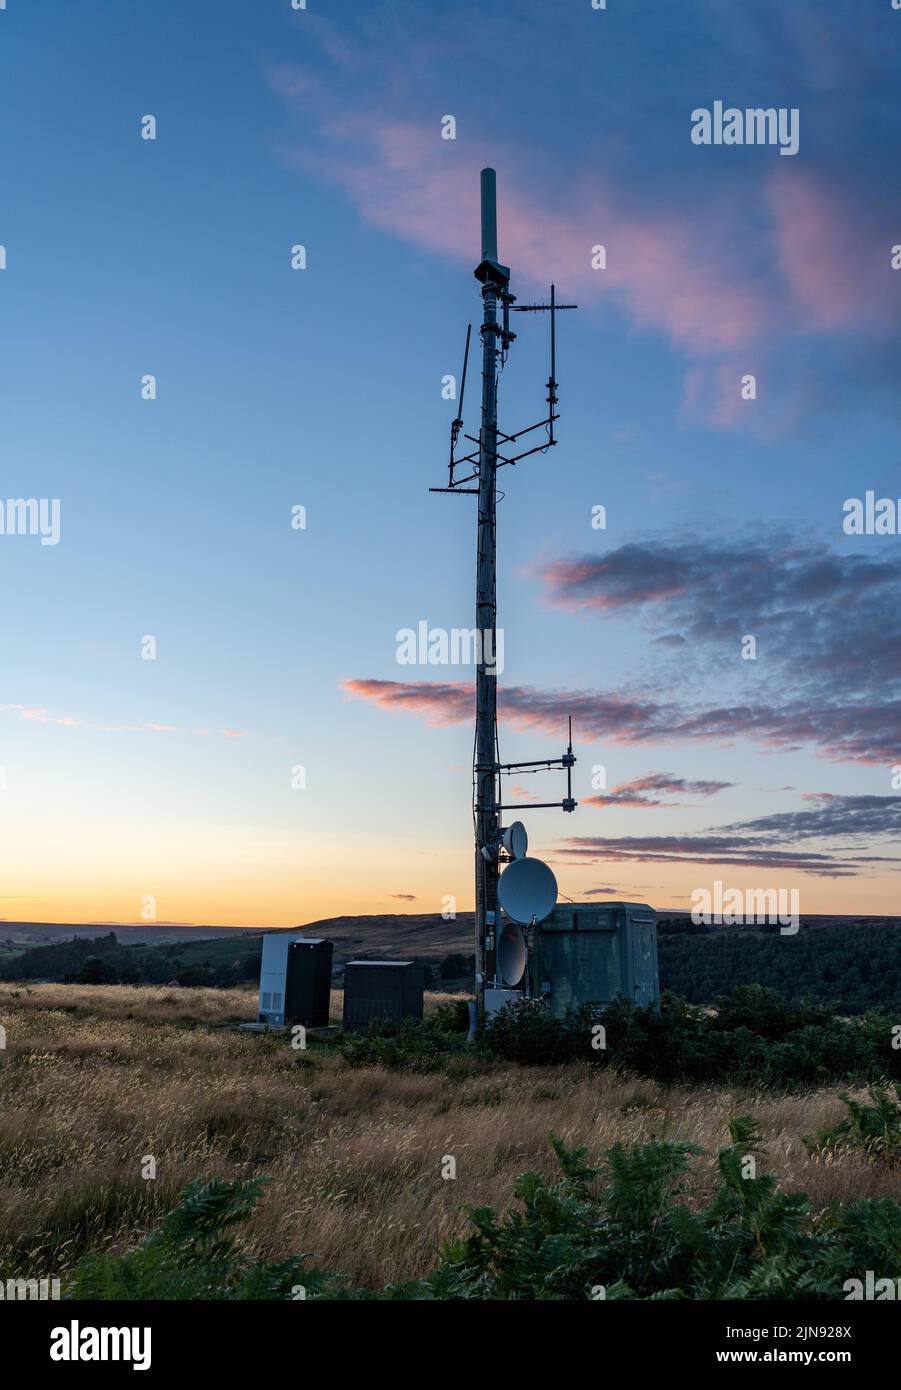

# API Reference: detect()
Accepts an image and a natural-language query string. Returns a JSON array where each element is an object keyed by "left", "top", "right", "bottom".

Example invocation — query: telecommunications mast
[{"left": 430, "top": 168, "right": 578, "bottom": 1013}]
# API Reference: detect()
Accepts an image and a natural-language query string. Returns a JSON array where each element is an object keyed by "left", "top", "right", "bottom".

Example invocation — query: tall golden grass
[{"left": 0, "top": 982, "right": 895, "bottom": 1289}]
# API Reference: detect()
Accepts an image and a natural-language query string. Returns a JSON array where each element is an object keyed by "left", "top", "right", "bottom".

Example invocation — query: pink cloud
[
  {"left": 272, "top": 41, "right": 900, "bottom": 430},
  {"left": 342, "top": 676, "right": 901, "bottom": 765},
  {"left": 10, "top": 706, "right": 82, "bottom": 727},
  {"left": 767, "top": 168, "right": 895, "bottom": 334},
  {"left": 585, "top": 771, "right": 733, "bottom": 809},
  {"left": 343, "top": 677, "right": 473, "bottom": 727},
  {"left": 681, "top": 362, "right": 763, "bottom": 431},
  {"left": 286, "top": 115, "right": 765, "bottom": 355},
  {"left": 540, "top": 555, "right": 689, "bottom": 612}
]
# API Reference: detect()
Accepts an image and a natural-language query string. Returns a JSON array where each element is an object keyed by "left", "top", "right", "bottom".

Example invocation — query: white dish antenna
[
  {"left": 496, "top": 921, "right": 528, "bottom": 987},
  {"left": 502, "top": 821, "right": 528, "bottom": 860},
  {"left": 497, "top": 857, "right": 558, "bottom": 925}
]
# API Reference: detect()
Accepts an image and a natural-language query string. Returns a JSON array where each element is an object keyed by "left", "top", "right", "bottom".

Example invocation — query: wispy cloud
[
  {"left": 539, "top": 535, "right": 901, "bottom": 737},
  {"left": 0, "top": 705, "right": 250, "bottom": 740},
  {"left": 271, "top": 9, "right": 901, "bottom": 428},
  {"left": 343, "top": 676, "right": 901, "bottom": 765},
  {"left": 585, "top": 771, "right": 734, "bottom": 809},
  {"left": 343, "top": 678, "right": 473, "bottom": 727},
  {"left": 556, "top": 794, "right": 901, "bottom": 880}
]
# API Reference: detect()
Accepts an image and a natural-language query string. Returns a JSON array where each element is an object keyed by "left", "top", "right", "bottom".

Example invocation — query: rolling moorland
[
  {"left": 0, "top": 914, "right": 899, "bottom": 1297},
  {"left": 1, "top": 913, "right": 899, "bottom": 1015},
  {"left": 0, "top": 981, "right": 899, "bottom": 1297}
]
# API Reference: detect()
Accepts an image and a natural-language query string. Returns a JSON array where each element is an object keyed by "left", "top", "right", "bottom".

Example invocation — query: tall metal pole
[
  {"left": 474, "top": 168, "right": 503, "bottom": 1013},
  {"left": 431, "top": 171, "right": 576, "bottom": 1016}
]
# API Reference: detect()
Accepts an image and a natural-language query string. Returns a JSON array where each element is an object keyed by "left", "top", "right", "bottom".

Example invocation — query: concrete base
[{"left": 238, "top": 1022, "right": 339, "bottom": 1039}]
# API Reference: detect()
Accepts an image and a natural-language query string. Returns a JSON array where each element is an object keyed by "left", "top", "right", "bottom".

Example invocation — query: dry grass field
[{"left": 0, "top": 981, "right": 897, "bottom": 1290}]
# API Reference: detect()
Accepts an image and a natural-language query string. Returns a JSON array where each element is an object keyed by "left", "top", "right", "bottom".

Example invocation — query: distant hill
[
  {"left": 0, "top": 913, "right": 475, "bottom": 951},
  {"left": 0, "top": 922, "right": 263, "bottom": 946},
  {"left": 0, "top": 914, "right": 476, "bottom": 991},
  {"left": 290, "top": 912, "right": 474, "bottom": 960},
  {"left": 2, "top": 912, "right": 900, "bottom": 1013}
]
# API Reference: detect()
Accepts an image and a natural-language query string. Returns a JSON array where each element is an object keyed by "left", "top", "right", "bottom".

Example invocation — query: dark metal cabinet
[
  {"left": 342, "top": 960, "right": 424, "bottom": 1032},
  {"left": 531, "top": 904, "right": 659, "bottom": 1016}
]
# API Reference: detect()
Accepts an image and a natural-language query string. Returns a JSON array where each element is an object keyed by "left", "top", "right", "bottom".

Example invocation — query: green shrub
[
  {"left": 69, "top": 1126, "right": 901, "bottom": 1300},
  {"left": 806, "top": 1083, "right": 901, "bottom": 1163},
  {"left": 174, "top": 965, "right": 213, "bottom": 987},
  {"left": 439, "top": 952, "right": 473, "bottom": 979},
  {"left": 431, "top": 998, "right": 471, "bottom": 1032},
  {"left": 480, "top": 989, "right": 900, "bottom": 1087},
  {"left": 709, "top": 984, "right": 833, "bottom": 1038},
  {"left": 415, "top": 1119, "right": 901, "bottom": 1300},
  {"left": 479, "top": 996, "right": 589, "bottom": 1064},
  {"left": 339, "top": 1013, "right": 468, "bottom": 1072},
  {"left": 65, "top": 1178, "right": 335, "bottom": 1301}
]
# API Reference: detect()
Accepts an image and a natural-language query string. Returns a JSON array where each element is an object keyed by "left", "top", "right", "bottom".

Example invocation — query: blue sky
[{"left": 1, "top": 0, "right": 900, "bottom": 925}]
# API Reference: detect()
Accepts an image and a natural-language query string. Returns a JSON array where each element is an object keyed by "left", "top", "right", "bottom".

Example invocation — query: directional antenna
[
  {"left": 498, "top": 857, "right": 559, "bottom": 926},
  {"left": 448, "top": 323, "right": 472, "bottom": 488},
  {"left": 431, "top": 271, "right": 576, "bottom": 494},
  {"left": 502, "top": 820, "right": 528, "bottom": 860},
  {"left": 497, "top": 920, "right": 528, "bottom": 987},
  {"left": 511, "top": 284, "right": 577, "bottom": 445}
]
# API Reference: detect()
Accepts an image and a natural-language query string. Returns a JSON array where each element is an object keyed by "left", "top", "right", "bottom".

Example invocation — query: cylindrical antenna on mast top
[{"left": 480, "top": 168, "right": 498, "bottom": 263}]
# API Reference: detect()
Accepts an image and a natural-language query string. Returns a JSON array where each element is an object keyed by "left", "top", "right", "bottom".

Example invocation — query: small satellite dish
[
  {"left": 502, "top": 821, "right": 528, "bottom": 860},
  {"left": 497, "top": 920, "right": 527, "bottom": 988},
  {"left": 498, "top": 857, "right": 558, "bottom": 925}
]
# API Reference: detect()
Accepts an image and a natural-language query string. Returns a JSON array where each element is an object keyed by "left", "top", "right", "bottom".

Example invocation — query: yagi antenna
[
  {"left": 512, "top": 284, "right": 577, "bottom": 446},
  {"left": 431, "top": 276, "right": 577, "bottom": 492},
  {"left": 428, "top": 167, "right": 579, "bottom": 1012},
  {"left": 449, "top": 323, "right": 471, "bottom": 489}
]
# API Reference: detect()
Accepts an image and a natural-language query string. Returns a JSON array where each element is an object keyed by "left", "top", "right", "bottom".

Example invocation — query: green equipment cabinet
[{"left": 530, "top": 902, "right": 660, "bottom": 1017}]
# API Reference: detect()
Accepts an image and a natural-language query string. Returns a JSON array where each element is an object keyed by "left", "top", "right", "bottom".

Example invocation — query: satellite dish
[
  {"left": 497, "top": 921, "right": 527, "bottom": 988},
  {"left": 498, "top": 857, "right": 558, "bottom": 925},
  {"left": 502, "top": 821, "right": 528, "bottom": 860}
]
